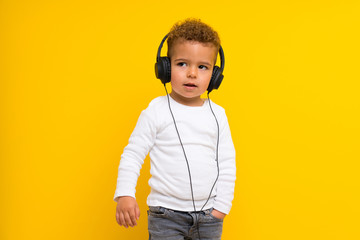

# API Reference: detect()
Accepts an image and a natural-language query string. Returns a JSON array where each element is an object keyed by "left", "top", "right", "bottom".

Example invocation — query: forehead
[{"left": 169, "top": 39, "right": 217, "bottom": 62}]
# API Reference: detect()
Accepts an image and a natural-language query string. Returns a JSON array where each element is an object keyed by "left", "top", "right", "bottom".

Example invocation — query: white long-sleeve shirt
[{"left": 114, "top": 95, "right": 236, "bottom": 214}]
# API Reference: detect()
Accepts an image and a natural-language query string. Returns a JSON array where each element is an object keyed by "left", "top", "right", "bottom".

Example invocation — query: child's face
[{"left": 169, "top": 40, "right": 217, "bottom": 106}]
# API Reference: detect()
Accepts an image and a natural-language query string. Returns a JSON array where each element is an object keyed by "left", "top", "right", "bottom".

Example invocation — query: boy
[{"left": 114, "top": 18, "right": 236, "bottom": 240}]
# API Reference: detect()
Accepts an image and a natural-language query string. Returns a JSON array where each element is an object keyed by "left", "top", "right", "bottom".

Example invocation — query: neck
[{"left": 169, "top": 92, "right": 204, "bottom": 106}]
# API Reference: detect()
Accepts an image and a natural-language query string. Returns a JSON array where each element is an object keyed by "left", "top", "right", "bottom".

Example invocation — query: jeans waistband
[{"left": 149, "top": 206, "right": 213, "bottom": 214}]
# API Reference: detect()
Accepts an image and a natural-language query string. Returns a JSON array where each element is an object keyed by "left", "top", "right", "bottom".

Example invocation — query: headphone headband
[
  {"left": 218, "top": 45, "right": 225, "bottom": 71},
  {"left": 156, "top": 34, "right": 169, "bottom": 62}
]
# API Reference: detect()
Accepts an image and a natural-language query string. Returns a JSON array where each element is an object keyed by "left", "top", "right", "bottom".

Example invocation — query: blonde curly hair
[{"left": 167, "top": 18, "right": 220, "bottom": 57}]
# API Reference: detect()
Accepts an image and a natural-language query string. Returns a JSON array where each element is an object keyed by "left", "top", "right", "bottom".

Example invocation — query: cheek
[
  {"left": 170, "top": 68, "right": 184, "bottom": 82},
  {"left": 202, "top": 73, "right": 213, "bottom": 87}
]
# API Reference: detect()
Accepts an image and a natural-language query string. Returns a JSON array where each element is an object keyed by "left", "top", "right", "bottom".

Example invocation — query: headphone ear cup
[
  {"left": 155, "top": 57, "right": 171, "bottom": 84},
  {"left": 208, "top": 66, "right": 224, "bottom": 92}
]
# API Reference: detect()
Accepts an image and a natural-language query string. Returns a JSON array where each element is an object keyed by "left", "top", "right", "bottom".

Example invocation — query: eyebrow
[{"left": 174, "top": 58, "right": 212, "bottom": 67}]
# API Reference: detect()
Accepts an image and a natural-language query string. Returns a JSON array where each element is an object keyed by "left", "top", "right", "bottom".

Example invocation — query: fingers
[
  {"left": 124, "top": 211, "right": 136, "bottom": 227},
  {"left": 116, "top": 196, "right": 140, "bottom": 228},
  {"left": 116, "top": 211, "right": 128, "bottom": 228},
  {"left": 116, "top": 207, "right": 139, "bottom": 228},
  {"left": 135, "top": 205, "right": 140, "bottom": 220},
  {"left": 116, "top": 212, "right": 120, "bottom": 225}
]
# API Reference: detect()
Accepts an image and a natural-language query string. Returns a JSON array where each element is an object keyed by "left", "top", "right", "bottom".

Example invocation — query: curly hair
[{"left": 167, "top": 18, "right": 220, "bottom": 57}]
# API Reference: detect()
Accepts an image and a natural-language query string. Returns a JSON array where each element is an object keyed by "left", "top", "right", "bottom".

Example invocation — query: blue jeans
[{"left": 147, "top": 206, "right": 223, "bottom": 240}]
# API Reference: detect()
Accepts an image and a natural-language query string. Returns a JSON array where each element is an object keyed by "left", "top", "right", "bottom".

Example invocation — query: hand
[
  {"left": 211, "top": 209, "right": 226, "bottom": 220},
  {"left": 116, "top": 196, "right": 140, "bottom": 228}
]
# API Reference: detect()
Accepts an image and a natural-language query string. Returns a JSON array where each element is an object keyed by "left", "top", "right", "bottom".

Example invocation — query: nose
[{"left": 187, "top": 66, "right": 197, "bottom": 78}]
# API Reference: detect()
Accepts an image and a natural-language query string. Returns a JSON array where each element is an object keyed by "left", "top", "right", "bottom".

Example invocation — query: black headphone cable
[
  {"left": 164, "top": 85, "right": 197, "bottom": 215},
  {"left": 164, "top": 84, "right": 220, "bottom": 240}
]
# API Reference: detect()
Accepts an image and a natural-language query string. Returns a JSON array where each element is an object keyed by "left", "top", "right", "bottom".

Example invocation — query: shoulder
[
  {"left": 207, "top": 99, "right": 232, "bottom": 130},
  {"left": 208, "top": 99, "right": 227, "bottom": 117},
  {"left": 140, "top": 95, "right": 168, "bottom": 119},
  {"left": 132, "top": 96, "right": 168, "bottom": 129},
  {"left": 145, "top": 95, "right": 168, "bottom": 111},
  {"left": 147, "top": 95, "right": 167, "bottom": 107}
]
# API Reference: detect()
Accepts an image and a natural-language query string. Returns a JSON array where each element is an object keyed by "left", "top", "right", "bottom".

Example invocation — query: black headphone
[{"left": 155, "top": 34, "right": 225, "bottom": 93}]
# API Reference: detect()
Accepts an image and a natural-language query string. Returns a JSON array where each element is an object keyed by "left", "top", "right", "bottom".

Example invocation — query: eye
[
  {"left": 176, "top": 62, "right": 187, "bottom": 67},
  {"left": 199, "top": 65, "right": 208, "bottom": 70}
]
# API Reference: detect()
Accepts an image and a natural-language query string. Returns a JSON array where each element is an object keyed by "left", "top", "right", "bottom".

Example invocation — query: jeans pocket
[
  {"left": 209, "top": 212, "right": 224, "bottom": 221},
  {"left": 206, "top": 208, "right": 224, "bottom": 222},
  {"left": 148, "top": 206, "right": 167, "bottom": 217}
]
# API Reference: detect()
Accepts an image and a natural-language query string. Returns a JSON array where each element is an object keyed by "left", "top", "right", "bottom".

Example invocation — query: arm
[
  {"left": 212, "top": 110, "right": 236, "bottom": 216},
  {"left": 114, "top": 109, "right": 156, "bottom": 227}
]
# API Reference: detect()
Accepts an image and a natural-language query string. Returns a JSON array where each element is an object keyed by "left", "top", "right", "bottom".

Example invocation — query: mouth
[{"left": 183, "top": 83, "right": 197, "bottom": 88}]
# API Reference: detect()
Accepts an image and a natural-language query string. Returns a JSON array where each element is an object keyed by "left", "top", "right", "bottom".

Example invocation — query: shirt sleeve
[
  {"left": 212, "top": 110, "right": 236, "bottom": 214},
  {"left": 113, "top": 108, "right": 156, "bottom": 201}
]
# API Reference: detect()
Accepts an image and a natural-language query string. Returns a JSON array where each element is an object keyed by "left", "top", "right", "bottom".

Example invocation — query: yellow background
[{"left": 1, "top": 0, "right": 359, "bottom": 239}]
